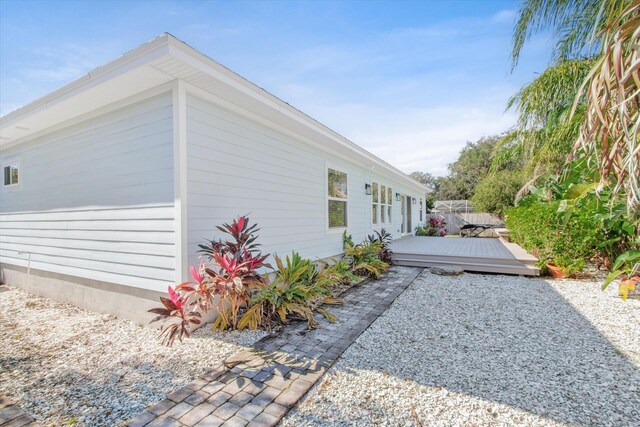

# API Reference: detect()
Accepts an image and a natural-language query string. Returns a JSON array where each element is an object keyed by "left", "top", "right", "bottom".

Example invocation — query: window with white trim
[
  {"left": 328, "top": 168, "right": 348, "bottom": 228},
  {"left": 372, "top": 183, "right": 392, "bottom": 225},
  {"left": 3, "top": 163, "right": 19, "bottom": 186}
]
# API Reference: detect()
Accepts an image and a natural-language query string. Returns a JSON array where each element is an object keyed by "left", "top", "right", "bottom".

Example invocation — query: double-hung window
[
  {"left": 328, "top": 168, "right": 348, "bottom": 229},
  {"left": 3, "top": 162, "right": 19, "bottom": 187}
]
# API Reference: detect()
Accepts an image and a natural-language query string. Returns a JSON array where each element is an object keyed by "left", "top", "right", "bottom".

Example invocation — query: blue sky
[{"left": 0, "top": 0, "right": 550, "bottom": 175}]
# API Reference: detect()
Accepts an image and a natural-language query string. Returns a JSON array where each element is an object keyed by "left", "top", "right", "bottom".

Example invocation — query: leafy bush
[
  {"left": 415, "top": 216, "right": 447, "bottom": 237},
  {"left": 471, "top": 170, "right": 523, "bottom": 215},
  {"left": 150, "top": 217, "right": 398, "bottom": 345},
  {"left": 367, "top": 228, "right": 394, "bottom": 262},
  {"left": 319, "top": 258, "right": 360, "bottom": 286},
  {"left": 506, "top": 198, "right": 598, "bottom": 265},
  {"left": 149, "top": 216, "right": 270, "bottom": 342},
  {"left": 343, "top": 231, "right": 390, "bottom": 278},
  {"left": 505, "top": 164, "right": 637, "bottom": 272},
  {"left": 241, "top": 252, "right": 340, "bottom": 330},
  {"left": 553, "top": 256, "right": 585, "bottom": 278},
  {"left": 148, "top": 286, "right": 202, "bottom": 346}
]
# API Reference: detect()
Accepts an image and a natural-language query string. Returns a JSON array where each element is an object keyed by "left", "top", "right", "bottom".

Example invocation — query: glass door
[{"left": 400, "top": 195, "right": 406, "bottom": 234}]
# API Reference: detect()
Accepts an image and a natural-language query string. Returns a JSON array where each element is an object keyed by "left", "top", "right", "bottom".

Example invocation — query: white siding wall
[
  {"left": 185, "top": 94, "right": 423, "bottom": 265},
  {"left": 0, "top": 93, "right": 175, "bottom": 291}
]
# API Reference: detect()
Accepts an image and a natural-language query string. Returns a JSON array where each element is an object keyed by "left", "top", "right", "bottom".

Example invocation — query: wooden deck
[{"left": 390, "top": 236, "right": 540, "bottom": 276}]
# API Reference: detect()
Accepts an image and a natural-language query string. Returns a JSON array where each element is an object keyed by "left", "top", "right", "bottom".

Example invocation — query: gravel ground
[
  {"left": 282, "top": 270, "right": 640, "bottom": 427},
  {"left": 0, "top": 286, "right": 267, "bottom": 426}
]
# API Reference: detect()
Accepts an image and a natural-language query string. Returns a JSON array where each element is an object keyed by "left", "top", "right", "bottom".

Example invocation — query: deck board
[{"left": 390, "top": 236, "right": 539, "bottom": 276}]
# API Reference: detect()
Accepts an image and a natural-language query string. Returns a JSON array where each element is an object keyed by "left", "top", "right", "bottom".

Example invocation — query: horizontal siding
[
  {"left": 185, "top": 94, "right": 424, "bottom": 266},
  {"left": 0, "top": 93, "right": 175, "bottom": 292}
]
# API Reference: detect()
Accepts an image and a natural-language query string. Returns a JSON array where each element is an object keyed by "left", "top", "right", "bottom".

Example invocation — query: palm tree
[
  {"left": 493, "top": 59, "right": 594, "bottom": 195},
  {"left": 512, "top": 0, "right": 639, "bottom": 214}
]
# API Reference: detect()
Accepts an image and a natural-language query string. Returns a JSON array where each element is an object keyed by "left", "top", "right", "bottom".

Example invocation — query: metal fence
[{"left": 427, "top": 210, "right": 503, "bottom": 237}]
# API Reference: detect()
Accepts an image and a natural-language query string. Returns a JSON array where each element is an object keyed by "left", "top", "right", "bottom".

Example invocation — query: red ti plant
[
  {"left": 149, "top": 216, "right": 270, "bottom": 343},
  {"left": 199, "top": 216, "right": 271, "bottom": 330},
  {"left": 148, "top": 286, "right": 201, "bottom": 346}
]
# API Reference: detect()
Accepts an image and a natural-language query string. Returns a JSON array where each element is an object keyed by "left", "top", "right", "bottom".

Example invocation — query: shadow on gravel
[{"left": 326, "top": 273, "right": 640, "bottom": 426}]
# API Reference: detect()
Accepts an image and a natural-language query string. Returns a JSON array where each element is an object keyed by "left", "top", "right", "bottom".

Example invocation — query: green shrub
[
  {"left": 240, "top": 252, "right": 340, "bottom": 330},
  {"left": 553, "top": 256, "right": 585, "bottom": 278},
  {"left": 319, "top": 258, "right": 360, "bottom": 286},
  {"left": 343, "top": 231, "right": 390, "bottom": 278},
  {"left": 505, "top": 197, "right": 599, "bottom": 265},
  {"left": 471, "top": 170, "right": 523, "bottom": 215}
]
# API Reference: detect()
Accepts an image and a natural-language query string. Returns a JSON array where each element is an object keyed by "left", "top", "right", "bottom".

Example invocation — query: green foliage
[
  {"left": 415, "top": 216, "right": 447, "bottom": 237},
  {"left": 506, "top": 198, "right": 598, "bottom": 265},
  {"left": 367, "top": 228, "right": 394, "bottom": 262},
  {"left": 409, "top": 171, "right": 440, "bottom": 192},
  {"left": 343, "top": 232, "right": 390, "bottom": 278},
  {"left": 603, "top": 248, "right": 640, "bottom": 289},
  {"left": 436, "top": 135, "right": 501, "bottom": 200},
  {"left": 471, "top": 170, "right": 524, "bottom": 215},
  {"left": 319, "top": 258, "right": 360, "bottom": 286},
  {"left": 553, "top": 256, "right": 585, "bottom": 278},
  {"left": 506, "top": 161, "right": 637, "bottom": 271},
  {"left": 511, "top": 0, "right": 620, "bottom": 67},
  {"left": 493, "top": 60, "right": 594, "bottom": 187},
  {"left": 242, "top": 252, "right": 338, "bottom": 330}
]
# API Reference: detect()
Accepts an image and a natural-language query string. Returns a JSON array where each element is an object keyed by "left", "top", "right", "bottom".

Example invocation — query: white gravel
[
  {"left": 282, "top": 270, "right": 640, "bottom": 427},
  {"left": 0, "top": 285, "right": 267, "bottom": 426}
]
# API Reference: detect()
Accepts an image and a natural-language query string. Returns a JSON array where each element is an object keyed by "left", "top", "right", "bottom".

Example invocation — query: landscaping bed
[
  {"left": 282, "top": 270, "right": 640, "bottom": 426},
  {"left": 0, "top": 285, "right": 267, "bottom": 426}
]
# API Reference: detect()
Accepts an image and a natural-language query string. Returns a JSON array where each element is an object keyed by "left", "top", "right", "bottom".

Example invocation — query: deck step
[
  {"left": 392, "top": 252, "right": 538, "bottom": 268},
  {"left": 393, "top": 256, "right": 540, "bottom": 276}
]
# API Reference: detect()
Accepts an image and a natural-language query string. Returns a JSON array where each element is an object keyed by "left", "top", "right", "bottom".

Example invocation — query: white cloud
[
  {"left": 491, "top": 9, "right": 517, "bottom": 24},
  {"left": 304, "top": 101, "right": 516, "bottom": 176}
]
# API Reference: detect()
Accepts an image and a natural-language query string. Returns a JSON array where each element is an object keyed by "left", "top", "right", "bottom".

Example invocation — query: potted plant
[
  {"left": 546, "top": 256, "right": 584, "bottom": 279},
  {"left": 545, "top": 261, "right": 565, "bottom": 278}
]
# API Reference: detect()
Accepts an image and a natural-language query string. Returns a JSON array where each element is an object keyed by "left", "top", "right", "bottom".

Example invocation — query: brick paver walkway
[
  {"left": 0, "top": 396, "right": 39, "bottom": 427},
  {"left": 125, "top": 266, "right": 421, "bottom": 427}
]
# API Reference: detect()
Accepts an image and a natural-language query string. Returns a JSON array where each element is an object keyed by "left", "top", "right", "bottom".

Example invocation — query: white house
[{"left": 0, "top": 34, "right": 427, "bottom": 323}]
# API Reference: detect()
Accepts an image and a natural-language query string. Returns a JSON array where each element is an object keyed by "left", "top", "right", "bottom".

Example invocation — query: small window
[
  {"left": 420, "top": 199, "right": 424, "bottom": 221},
  {"left": 3, "top": 163, "right": 19, "bottom": 186},
  {"left": 328, "top": 168, "right": 348, "bottom": 228}
]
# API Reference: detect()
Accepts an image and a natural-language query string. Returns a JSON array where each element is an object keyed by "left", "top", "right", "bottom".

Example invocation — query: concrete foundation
[{"left": 0, "top": 263, "right": 165, "bottom": 325}]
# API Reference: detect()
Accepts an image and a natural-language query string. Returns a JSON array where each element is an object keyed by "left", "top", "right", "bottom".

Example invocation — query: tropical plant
[
  {"left": 415, "top": 216, "right": 447, "bottom": 237},
  {"left": 511, "top": 0, "right": 640, "bottom": 214},
  {"left": 553, "top": 255, "right": 586, "bottom": 278},
  {"left": 319, "top": 258, "right": 361, "bottom": 286},
  {"left": 149, "top": 216, "right": 270, "bottom": 339},
  {"left": 367, "top": 228, "right": 394, "bottom": 262},
  {"left": 505, "top": 159, "right": 637, "bottom": 271},
  {"left": 493, "top": 59, "right": 594, "bottom": 194},
  {"left": 602, "top": 248, "right": 640, "bottom": 299},
  {"left": 343, "top": 231, "right": 390, "bottom": 278},
  {"left": 148, "top": 286, "right": 202, "bottom": 346},
  {"left": 241, "top": 252, "right": 340, "bottom": 329},
  {"left": 574, "top": 1, "right": 640, "bottom": 214}
]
